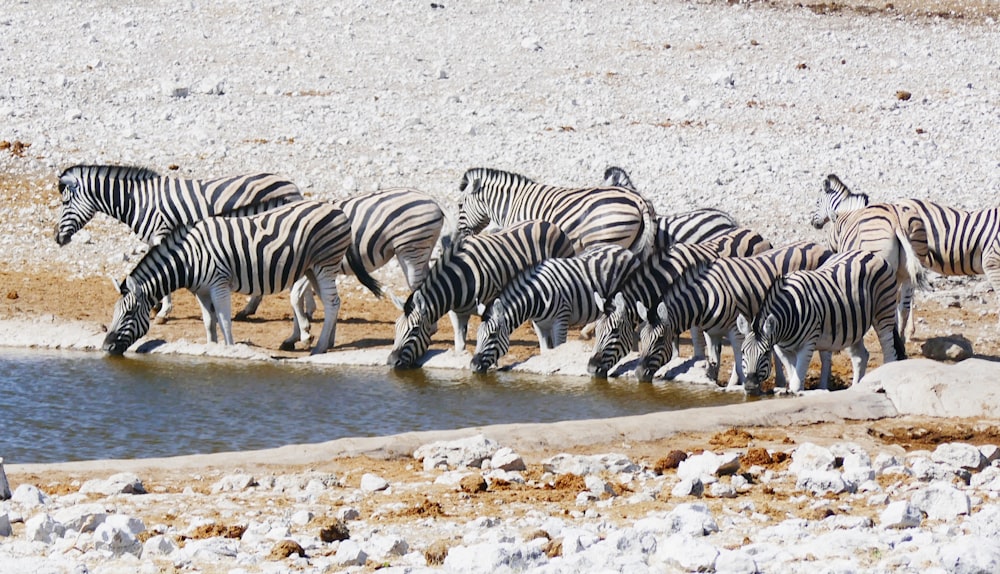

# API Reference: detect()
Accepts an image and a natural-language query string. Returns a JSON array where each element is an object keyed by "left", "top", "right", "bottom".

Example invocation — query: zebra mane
[
  {"left": 754, "top": 275, "right": 789, "bottom": 332},
  {"left": 63, "top": 164, "right": 162, "bottom": 181},
  {"left": 460, "top": 167, "right": 536, "bottom": 193},
  {"left": 824, "top": 174, "right": 869, "bottom": 208}
]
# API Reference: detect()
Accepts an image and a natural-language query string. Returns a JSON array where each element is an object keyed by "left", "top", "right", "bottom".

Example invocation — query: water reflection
[{"left": 0, "top": 348, "right": 751, "bottom": 464}]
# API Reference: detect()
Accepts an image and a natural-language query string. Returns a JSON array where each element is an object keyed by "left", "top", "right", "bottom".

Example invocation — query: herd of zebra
[{"left": 52, "top": 163, "right": 1000, "bottom": 394}]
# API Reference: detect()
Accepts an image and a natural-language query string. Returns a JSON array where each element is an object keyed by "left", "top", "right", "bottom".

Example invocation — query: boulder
[
  {"left": 921, "top": 335, "right": 973, "bottom": 361},
  {"left": 413, "top": 434, "right": 500, "bottom": 471}
]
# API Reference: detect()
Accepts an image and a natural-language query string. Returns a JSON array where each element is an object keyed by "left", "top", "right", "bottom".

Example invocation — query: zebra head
[
  {"left": 635, "top": 300, "right": 676, "bottom": 383},
  {"left": 55, "top": 166, "right": 97, "bottom": 246},
  {"left": 602, "top": 166, "right": 636, "bottom": 191},
  {"left": 103, "top": 279, "right": 155, "bottom": 355},
  {"left": 736, "top": 313, "right": 776, "bottom": 396},
  {"left": 587, "top": 291, "right": 637, "bottom": 379},
  {"left": 456, "top": 170, "right": 492, "bottom": 236},
  {"left": 388, "top": 290, "right": 434, "bottom": 369},
  {"left": 811, "top": 174, "right": 869, "bottom": 229},
  {"left": 470, "top": 300, "right": 512, "bottom": 374}
]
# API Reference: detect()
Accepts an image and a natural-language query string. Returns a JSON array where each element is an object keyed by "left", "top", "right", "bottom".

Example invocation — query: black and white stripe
[
  {"left": 456, "top": 167, "right": 657, "bottom": 256},
  {"left": 811, "top": 174, "right": 929, "bottom": 340},
  {"left": 388, "top": 220, "right": 575, "bottom": 369},
  {"left": 57, "top": 164, "right": 303, "bottom": 321},
  {"left": 635, "top": 241, "right": 833, "bottom": 386},
  {"left": 470, "top": 244, "right": 637, "bottom": 373},
  {"left": 586, "top": 228, "right": 771, "bottom": 379},
  {"left": 102, "top": 201, "right": 381, "bottom": 356},
  {"left": 736, "top": 250, "right": 905, "bottom": 394}
]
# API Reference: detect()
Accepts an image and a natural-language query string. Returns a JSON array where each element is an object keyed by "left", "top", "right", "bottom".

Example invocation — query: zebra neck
[
  {"left": 129, "top": 240, "right": 196, "bottom": 301},
  {"left": 99, "top": 177, "right": 163, "bottom": 241}
]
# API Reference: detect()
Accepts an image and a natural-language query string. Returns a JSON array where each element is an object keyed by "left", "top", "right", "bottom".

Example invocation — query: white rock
[
  {"left": 93, "top": 515, "right": 144, "bottom": 557},
  {"left": 0, "top": 513, "right": 11, "bottom": 537},
  {"left": 25, "top": 513, "right": 64, "bottom": 543},
  {"left": 665, "top": 503, "right": 719, "bottom": 537},
  {"left": 542, "top": 452, "right": 640, "bottom": 476},
  {"left": 80, "top": 472, "right": 145, "bottom": 495},
  {"left": 443, "top": 541, "right": 546, "bottom": 573},
  {"left": 715, "top": 548, "right": 758, "bottom": 574},
  {"left": 910, "top": 481, "right": 971, "bottom": 520},
  {"left": 660, "top": 533, "right": 720, "bottom": 571},
  {"left": 708, "top": 481, "right": 737, "bottom": 498},
  {"left": 796, "top": 470, "right": 850, "bottom": 495},
  {"left": 933, "top": 442, "right": 987, "bottom": 471},
  {"left": 337, "top": 507, "right": 361, "bottom": 521},
  {"left": 366, "top": 534, "right": 409, "bottom": 559},
  {"left": 671, "top": 477, "right": 704, "bottom": 498},
  {"left": 490, "top": 447, "right": 526, "bottom": 471},
  {"left": 789, "top": 443, "right": 836, "bottom": 474},
  {"left": 53, "top": 504, "right": 107, "bottom": 533},
  {"left": 142, "top": 534, "right": 179, "bottom": 556},
  {"left": 334, "top": 539, "right": 368, "bottom": 566},
  {"left": 211, "top": 473, "right": 256, "bottom": 493},
  {"left": 584, "top": 475, "right": 614, "bottom": 497},
  {"left": 290, "top": 510, "right": 313, "bottom": 526},
  {"left": 360, "top": 473, "right": 389, "bottom": 493},
  {"left": 980, "top": 444, "right": 1000, "bottom": 463},
  {"left": 413, "top": 434, "right": 500, "bottom": 471},
  {"left": 11, "top": 484, "right": 50, "bottom": 507},
  {"left": 676, "top": 451, "right": 740, "bottom": 481},
  {"left": 937, "top": 535, "right": 1000, "bottom": 574},
  {"left": 0, "top": 457, "right": 10, "bottom": 500}
]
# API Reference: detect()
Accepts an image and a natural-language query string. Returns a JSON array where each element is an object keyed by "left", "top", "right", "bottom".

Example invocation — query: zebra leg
[
  {"left": 234, "top": 295, "right": 263, "bottom": 321},
  {"left": 704, "top": 333, "right": 725, "bottom": 384},
  {"left": 983, "top": 239, "right": 1000, "bottom": 328},
  {"left": 818, "top": 351, "right": 834, "bottom": 390},
  {"left": 193, "top": 289, "right": 219, "bottom": 343},
  {"left": 448, "top": 310, "right": 470, "bottom": 353},
  {"left": 309, "top": 270, "right": 341, "bottom": 354},
  {"left": 153, "top": 294, "right": 173, "bottom": 325},
  {"left": 532, "top": 321, "right": 555, "bottom": 352},
  {"left": 281, "top": 278, "right": 315, "bottom": 351},
  {"left": 844, "top": 340, "right": 871, "bottom": 387},
  {"left": 725, "top": 328, "right": 745, "bottom": 389},
  {"left": 896, "top": 282, "right": 915, "bottom": 342},
  {"left": 788, "top": 345, "right": 816, "bottom": 394},
  {"left": 690, "top": 325, "right": 707, "bottom": 361},
  {"left": 208, "top": 284, "right": 235, "bottom": 346}
]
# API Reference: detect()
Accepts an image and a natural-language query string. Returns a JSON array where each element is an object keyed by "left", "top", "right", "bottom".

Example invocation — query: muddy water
[{"left": 0, "top": 348, "right": 753, "bottom": 464}]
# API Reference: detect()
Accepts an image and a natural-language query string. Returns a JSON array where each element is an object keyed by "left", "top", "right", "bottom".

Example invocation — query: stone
[
  {"left": 880, "top": 501, "right": 922, "bottom": 529},
  {"left": 367, "top": 533, "right": 409, "bottom": 559},
  {"left": 797, "top": 470, "right": 851, "bottom": 495},
  {"left": 80, "top": 472, "right": 145, "bottom": 495},
  {"left": 933, "top": 442, "right": 987, "bottom": 471},
  {"left": 319, "top": 519, "right": 350, "bottom": 542},
  {"left": 921, "top": 335, "right": 973, "bottom": 361},
  {"left": 12, "top": 484, "right": 50, "bottom": 507},
  {"left": 708, "top": 481, "right": 737, "bottom": 498},
  {"left": 0, "top": 457, "right": 10, "bottom": 500},
  {"left": 53, "top": 504, "right": 107, "bottom": 533},
  {"left": 0, "top": 513, "right": 11, "bottom": 537},
  {"left": 910, "top": 481, "right": 971, "bottom": 520},
  {"left": 268, "top": 539, "right": 306, "bottom": 560},
  {"left": 290, "top": 510, "right": 313, "bottom": 526},
  {"left": 585, "top": 475, "right": 615, "bottom": 497},
  {"left": 715, "top": 547, "right": 758, "bottom": 574},
  {"left": 93, "top": 515, "right": 144, "bottom": 557},
  {"left": 677, "top": 451, "right": 740, "bottom": 481},
  {"left": 211, "top": 473, "right": 256, "bottom": 493},
  {"left": 25, "top": 513, "right": 64, "bottom": 543},
  {"left": 336, "top": 507, "right": 360, "bottom": 521},
  {"left": 671, "top": 477, "right": 704, "bottom": 498},
  {"left": 443, "top": 541, "right": 546, "bottom": 573},
  {"left": 542, "top": 452, "right": 640, "bottom": 476},
  {"left": 413, "top": 434, "right": 500, "bottom": 470},
  {"left": 665, "top": 503, "right": 719, "bottom": 536},
  {"left": 491, "top": 447, "right": 526, "bottom": 471},
  {"left": 788, "top": 443, "right": 836, "bottom": 474},
  {"left": 360, "top": 473, "right": 390, "bottom": 492},
  {"left": 334, "top": 539, "right": 368, "bottom": 566},
  {"left": 938, "top": 535, "right": 1000, "bottom": 574},
  {"left": 143, "top": 534, "right": 179, "bottom": 556}
]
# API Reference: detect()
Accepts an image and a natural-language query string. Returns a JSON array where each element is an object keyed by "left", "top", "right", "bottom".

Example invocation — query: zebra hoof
[
  {"left": 279, "top": 340, "right": 297, "bottom": 352},
  {"left": 153, "top": 316, "right": 168, "bottom": 325},
  {"left": 233, "top": 312, "right": 251, "bottom": 322}
]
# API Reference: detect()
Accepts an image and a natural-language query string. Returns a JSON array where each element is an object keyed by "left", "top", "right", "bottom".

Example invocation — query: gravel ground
[{"left": 2, "top": 1, "right": 1000, "bottom": 572}]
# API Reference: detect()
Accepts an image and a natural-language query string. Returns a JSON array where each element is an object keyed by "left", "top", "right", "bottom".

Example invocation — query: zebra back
[
  {"left": 333, "top": 187, "right": 445, "bottom": 288},
  {"left": 457, "top": 167, "right": 657, "bottom": 257},
  {"left": 656, "top": 208, "right": 740, "bottom": 249},
  {"left": 55, "top": 164, "right": 302, "bottom": 246},
  {"left": 899, "top": 198, "right": 1000, "bottom": 276}
]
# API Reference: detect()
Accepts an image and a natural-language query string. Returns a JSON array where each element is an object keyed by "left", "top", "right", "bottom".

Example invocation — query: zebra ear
[
  {"left": 593, "top": 291, "right": 606, "bottom": 312},
  {"left": 389, "top": 291, "right": 407, "bottom": 311},
  {"left": 635, "top": 300, "right": 649, "bottom": 320},
  {"left": 736, "top": 314, "right": 751, "bottom": 336},
  {"left": 612, "top": 292, "right": 627, "bottom": 311},
  {"left": 476, "top": 300, "right": 489, "bottom": 317},
  {"left": 59, "top": 174, "right": 77, "bottom": 189},
  {"left": 762, "top": 314, "right": 778, "bottom": 340},
  {"left": 656, "top": 301, "right": 668, "bottom": 320}
]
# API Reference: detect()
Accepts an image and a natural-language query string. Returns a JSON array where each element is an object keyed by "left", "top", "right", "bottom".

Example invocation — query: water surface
[{"left": 0, "top": 348, "right": 751, "bottom": 463}]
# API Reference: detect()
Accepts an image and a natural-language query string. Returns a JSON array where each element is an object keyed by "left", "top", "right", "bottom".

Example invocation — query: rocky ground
[{"left": 2, "top": 0, "right": 1000, "bottom": 572}]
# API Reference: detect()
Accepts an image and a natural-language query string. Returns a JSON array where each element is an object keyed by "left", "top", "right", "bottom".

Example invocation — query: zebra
[
  {"left": 470, "top": 244, "right": 637, "bottom": 373},
  {"left": 456, "top": 167, "right": 657, "bottom": 256},
  {"left": 56, "top": 164, "right": 303, "bottom": 322},
  {"left": 634, "top": 241, "right": 834, "bottom": 387},
  {"left": 102, "top": 200, "right": 382, "bottom": 356},
  {"left": 600, "top": 166, "right": 740, "bottom": 249},
  {"left": 736, "top": 249, "right": 905, "bottom": 395},
  {"left": 587, "top": 228, "right": 772, "bottom": 379},
  {"left": 388, "top": 220, "right": 575, "bottom": 369},
  {"left": 810, "top": 174, "right": 929, "bottom": 340},
  {"left": 237, "top": 187, "right": 446, "bottom": 319}
]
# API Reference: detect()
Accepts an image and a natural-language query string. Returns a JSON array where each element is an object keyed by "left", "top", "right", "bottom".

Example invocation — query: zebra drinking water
[
  {"left": 388, "top": 220, "right": 575, "bottom": 369},
  {"left": 587, "top": 228, "right": 772, "bottom": 379},
  {"left": 102, "top": 200, "right": 381, "bottom": 356},
  {"left": 737, "top": 249, "right": 905, "bottom": 395},
  {"left": 455, "top": 167, "right": 657, "bottom": 256},
  {"left": 811, "top": 174, "right": 929, "bottom": 340},
  {"left": 634, "top": 241, "right": 834, "bottom": 386},
  {"left": 56, "top": 164, "right": 303, "bottom": 322},
  {"left": 470, "top": 244, "right": 637, "bottom": 373}
]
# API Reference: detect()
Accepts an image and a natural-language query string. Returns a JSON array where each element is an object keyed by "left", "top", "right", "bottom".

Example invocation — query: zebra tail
[
  {"left": 636, "top": 196, "right": 658, "bottom": 258},
  {"left": 346, "top": 242, "right": 383, "bottom": 298},
  {"left": 892, "top": 325, "right": 907, "bottom": 360},
  {"left": 895, "top": 223, "right": 930, "bottom": 291}
]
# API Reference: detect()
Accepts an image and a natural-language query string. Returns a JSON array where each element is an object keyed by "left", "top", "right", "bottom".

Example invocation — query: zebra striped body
[
  {"left": 587, "top": 229, "right": 771, "bottom": 379},
  {"left": 102, "top": 201, "right": 381, "bottom": 356},
  {"left": 470, "top": 244, "right": 637, "bottom": 373},
  {"left": 737, "top": 250, "right": 904, "bottom": 394},
  {"left": 811, "top": 174, "right": 929, "bottom": 339},
  {"left": 388, "top": 220, "right": 575, "bottom": 369},
  {"left": 899, "top": 198, "right": 1000, "bottom": 277},
  {"left": 57, "top": 164, "right": 303, "bottom": 321},
  {"left": 457, "top": 167, "right": 656, "bottom": 256},
  {"left": 635, "top": 241, "right": 833, "bottom": 385},
  {"left": 237, "top": 187, "right": 446, "bottom": 319}
]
